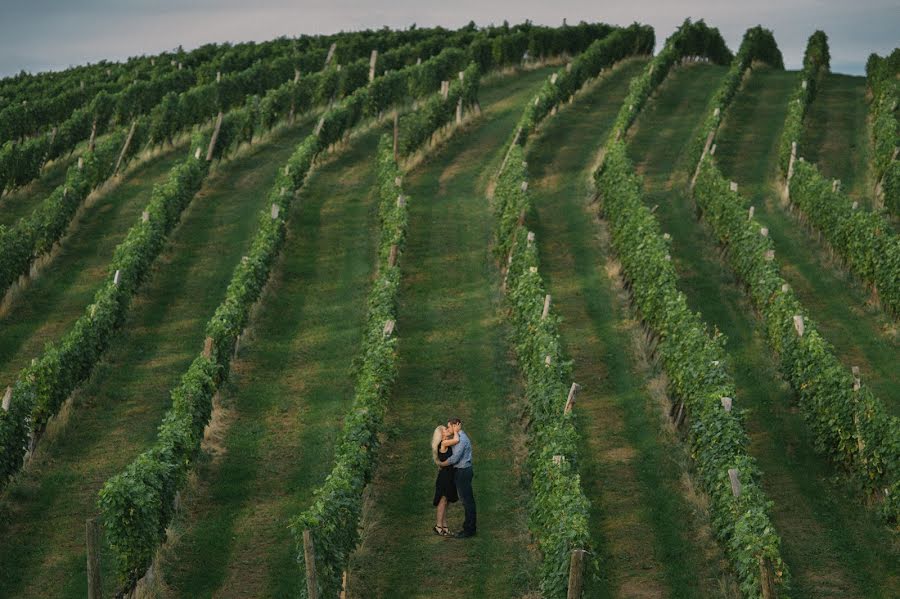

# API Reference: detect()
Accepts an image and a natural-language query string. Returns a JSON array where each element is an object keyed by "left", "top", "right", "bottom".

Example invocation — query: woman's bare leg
[{"left": 436, "top": 497, "right": 447, "bottom": 528}]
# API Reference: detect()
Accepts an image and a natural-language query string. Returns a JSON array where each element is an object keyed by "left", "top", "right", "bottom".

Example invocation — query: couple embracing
[{"left": 430, "top": 418, "right": 476, "bottom": 539}]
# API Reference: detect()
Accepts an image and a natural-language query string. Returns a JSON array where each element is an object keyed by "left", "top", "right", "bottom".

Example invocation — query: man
[{"left": 439, "top": 417, "right": 475, "bottom": 538}]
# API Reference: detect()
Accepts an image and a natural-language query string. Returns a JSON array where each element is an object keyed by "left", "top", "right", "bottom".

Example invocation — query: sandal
[
  {"left": 440, "top": 526, "right": 450, "bottom": 536},
  {"left": 432, "top": 525, "right": 443, "bottom": 536}
]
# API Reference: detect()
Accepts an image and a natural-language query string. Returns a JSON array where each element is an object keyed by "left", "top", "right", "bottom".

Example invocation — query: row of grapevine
[
  {"left": 0, "top": 29, "right": 473, "bottom": 302},
  {"left": 97, "top": 49, "right": 482, "bottom": 594},
  {"left": 776, "top": 32, "right": 900, "bottom": 315},
  {"left": 0, "top": 27, "right": 429, "bottom": 144},
  {"left": 490, "top": 24, "right": 654, "bottom": 598},
  {"left": 865, "top": 50, "right": 899, "bottom": 214},
  {"left": 495, "top": 146, "right": 593, "bottom": 597},
  {"left": 592, "top": 25, "right": 789, "bottom": 597},
  {"left": 0, "top": 26, "right": 460, "bottom": 195},
  {"left": 288, "top": 62, "right": 487, "bottom": 599},
  {"left": 0, "top": 36, "right": 312, "bottom": 144},
  {"left": 688, "top": 34, "right": 900, "bottom": 523}
]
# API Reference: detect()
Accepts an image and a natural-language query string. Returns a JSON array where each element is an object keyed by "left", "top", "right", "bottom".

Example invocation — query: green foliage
[
  {"left": 495, "top": 144, "right": 592, "bottom": 598},
  {"left": 691, "top": 157, "right": 900, "bottom": 525},
  {"left": 866, "top": 49, "right": 899, "bottom": 214},
  {"left": 398, "top": 62, "right": 480, "bottom": 155},
  {"left": 789, "top": 160, "right": 900, "bottom": 314},
  {"left": 595, "top": 141, "right": 789, "bottom": 597}
]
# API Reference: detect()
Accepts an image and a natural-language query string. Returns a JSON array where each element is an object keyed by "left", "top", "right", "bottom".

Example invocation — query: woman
[{"left": 431, "top": 424, "right": 459, "bottom": 536}]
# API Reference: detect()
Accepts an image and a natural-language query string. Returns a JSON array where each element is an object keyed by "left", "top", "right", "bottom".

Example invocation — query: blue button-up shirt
[{"left": 446, "top": 430, "right": 472, "bottom": 469}]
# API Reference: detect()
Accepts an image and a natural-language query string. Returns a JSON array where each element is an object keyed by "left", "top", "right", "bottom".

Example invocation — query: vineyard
[{"left": 0, "top": 17, "right": 897, "bottom": 599}]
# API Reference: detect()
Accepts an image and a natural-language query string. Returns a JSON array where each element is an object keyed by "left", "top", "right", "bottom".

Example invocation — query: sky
[{"left": 0, "top": 0, "right": 896, "bottom": 78}]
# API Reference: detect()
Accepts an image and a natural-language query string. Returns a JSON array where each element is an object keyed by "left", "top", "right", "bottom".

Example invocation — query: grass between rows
[
  {"left": 714, "top": 67, "right": 899, "bottom": 414},
  {"left": 628, "top": 64, "right": 899, "bottom": 598},
  {"left": 0, "top": 118, "right": 317, "bottom": 598},
  {"left": 155, "top": 126, "right": 383, "bottom": 598},
  {"left": 526, "top": 60, "right": 736, "bottom": 598},
  {"left": 346, "top": 67, "right": 555, "bottom": 599},
  {"left": 799, "top": 73, "right": 873, "bottom": 205}
]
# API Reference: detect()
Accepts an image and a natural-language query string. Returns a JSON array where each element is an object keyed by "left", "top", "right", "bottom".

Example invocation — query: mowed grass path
[
  {"left": 0, "top": 119, "right": 317, "bottom": 598},
  {"left": 527, "top": 61, "right": 734, "bottom": 598},
  {"left": 0, "top": 151, "right": 77, "bottom": 226},
  {"left": 0, "top": 141, "right": 186, "bottom": 387},
  {"left": 631, "top": 65, "right": 899, "bottom": 598},
  {"left": 157, "top": 127, "right": 382, "bottom": 598},
  {"left": 800, "top": 73, "right": 872, "bottom": 205},
  {"left": 715, "top": 68, "right": 899, "bottom": 414},
  {"left": 348, "top": 67, "right": 555, "bottom": 598}
]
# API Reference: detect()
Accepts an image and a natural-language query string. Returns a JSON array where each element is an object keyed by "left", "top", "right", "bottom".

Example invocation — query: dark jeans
[{"left": 454, "top": 466, "right": 476, "bottom": 534}]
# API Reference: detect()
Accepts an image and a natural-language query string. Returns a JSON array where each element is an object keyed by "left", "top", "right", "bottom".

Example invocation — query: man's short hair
[{"left": 448, "top": 417, "right": 461, "bottom": 425}]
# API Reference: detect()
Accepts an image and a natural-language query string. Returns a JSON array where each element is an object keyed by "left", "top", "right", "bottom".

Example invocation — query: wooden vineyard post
[
  {"left": 114, "top": 120, "right": 139, "bottom": 175},
  {"left": 792, "top": 315, "right": 804, "bottom": 337},
  {"left": 324, "top": 43, "right": 337, "bottom": 67},
  {"left": 88, "top": 120, "right": 98, "bottom": 152},
  {"left": 368, "top": 49, "right": 378, "bottom": 81},
  {"left": 564, "top": 383, "right": 580, "bottom": 414},
  {"left": 784, "top": 141, "right": 797, "bottom": 201},
  {"left": 383, "top": 320, "right": 395, "bottom": 337},
  {"left": 206, "top": 111, "right": 224, "bottom": 161},
  {"left": 541, "top": 294, "right": 551, "bottom": 319},
  {"left": 203, "top": 336, "right": 214, "bottom": 358},
  {"left": 690, "top": 129, "right": 716, "bottom": 190},
  {"left": 340, "top": 570, "right": 348, "bottom": 599},
  {"left": 759, "top": 555, "right": 777, "bottom": 599},
  {"left": 393, "top": 111, "right": 399, "bottom": 161},
  {"left": 302, "top": 529, "right": 318, "bottom": 599},
  {"left": 567, "top": 548, "right": 586, "bottom": 599},
  {"left": 498, "top": 127, "right": 522, "bottom": 175},
  {"left": 388, "top": 244, "right": 398, "bottom": 267},
  {"left": 728, "top": 468, "right": 742, "bottom": 498},
  {"left": 86, "top": 517, "right": 102, "bottom": 599},
  {"left": 1, "top": 386, "right": 11, "bottom": 411}
]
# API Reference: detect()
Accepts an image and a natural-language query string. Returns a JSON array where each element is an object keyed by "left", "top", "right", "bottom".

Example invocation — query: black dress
[{"left": 433, "top": 444, "right": 459, "bottom": 506}]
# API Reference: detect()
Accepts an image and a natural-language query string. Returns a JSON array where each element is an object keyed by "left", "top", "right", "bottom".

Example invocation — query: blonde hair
[{"left": 431, "top": 425, "right": 446, "bottom": 465}]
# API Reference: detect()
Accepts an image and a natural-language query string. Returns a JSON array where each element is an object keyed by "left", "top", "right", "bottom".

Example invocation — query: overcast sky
[{"left": 1, "top": 0, "right": 896, "bottom": 78}]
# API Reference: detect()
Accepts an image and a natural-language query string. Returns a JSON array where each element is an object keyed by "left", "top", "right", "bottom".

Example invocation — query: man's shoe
[{"left": 454, "top": 531, "right": 476, "bottom": 539}]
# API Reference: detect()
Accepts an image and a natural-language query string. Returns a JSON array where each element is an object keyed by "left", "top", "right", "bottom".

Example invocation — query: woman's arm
[{"left": 441, "top": 431, "right": 460, "bottom": 450}]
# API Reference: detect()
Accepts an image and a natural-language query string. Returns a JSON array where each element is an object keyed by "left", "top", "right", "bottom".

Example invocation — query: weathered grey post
[
  {"left": 206, "top": 112, "right": 224, "bottom": 161},
  {"left": 567, "top": 548, "right": 586, "bottom": 599},
  {"left": 86, "top": 518, "right": 102, "bottom": 599},
  {"left": 302, "top": 529, "right": 318, "bottom": 599}
]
